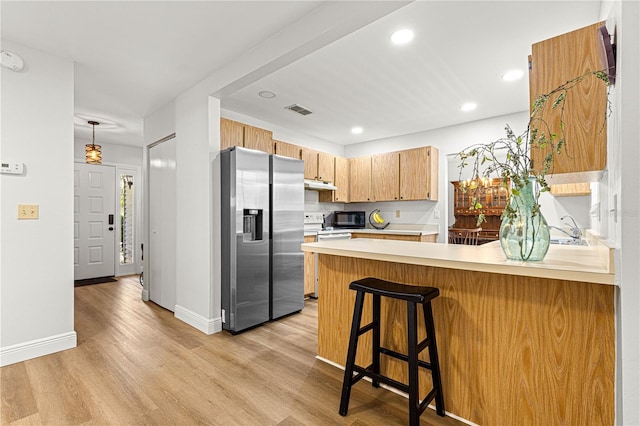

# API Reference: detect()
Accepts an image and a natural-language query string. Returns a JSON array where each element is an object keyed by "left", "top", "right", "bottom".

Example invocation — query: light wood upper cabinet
[
  {"left": 302, "top": 148, "right": 320, "bottom": 180},
  {"left": 220, "top": 118, "right": 243, "bottom": 151},
  {"left": 273, "top": 140, "right": 302, "bottom": 159},
  {"left": 349, "top": 156, "right": 372, "bottom": 202},
  {"left": 529, "top": 22, "right": 607, "bottom": 175},
  {"left": 333, "top": 156, "right": 349, "bottom": 202},
  {"left": 302, "top": 148, "right": 335, "bottom": 182},
  {"left": 317, "top": 152, "right": 334, "bottom": 182},
  {"left": 243, "top": 125, "right": 273, "bottom": 154},
  {"left": 319, "top": 155, "right": 350, "bottom": 203},
  {"left": 372, "top": 152, "right": 400, "bottom": 201},
  {"left": 400, "top": 146, "right": 438, "bottom": 201},
  {"left": 220, "top": 118, "right": 273, "bottom": 154}
]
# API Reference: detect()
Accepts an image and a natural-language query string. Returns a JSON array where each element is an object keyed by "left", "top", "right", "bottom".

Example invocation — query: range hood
[{"left": 304, "top": 179, "right": 337, "bottom": 191}]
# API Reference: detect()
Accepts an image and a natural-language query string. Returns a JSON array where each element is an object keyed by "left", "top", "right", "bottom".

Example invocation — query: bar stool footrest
[
  {"left": 352, "top": 364, "right": 410, "bottom": 394},
  {"left": 379, "top": 347, "right": 435, "bottom": 371}
]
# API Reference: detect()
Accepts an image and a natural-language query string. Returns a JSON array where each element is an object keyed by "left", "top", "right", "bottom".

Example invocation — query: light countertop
[
  {"left": 301, "top": 235, "right": 615, "bottom": 285},
  {"left": 305, "top": 223, "right": 439, "bottom": 237}
]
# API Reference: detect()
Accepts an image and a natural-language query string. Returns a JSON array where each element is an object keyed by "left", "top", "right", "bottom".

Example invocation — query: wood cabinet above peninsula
[
  {"left": 529, "top": 22, "right": 608, "bottom": 178},
  {"left": 302, "top": 237, "right": 615, "bottom": 425}
]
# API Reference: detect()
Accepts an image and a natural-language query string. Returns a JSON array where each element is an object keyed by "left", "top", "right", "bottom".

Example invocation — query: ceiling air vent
[{"left": 285, "top": 104, "right": 313, "bottom": 116}]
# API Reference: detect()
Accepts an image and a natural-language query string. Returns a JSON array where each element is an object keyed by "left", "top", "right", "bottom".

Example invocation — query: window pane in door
[{"left": 120, "top": 174, "right": 134, "bottom": 265}]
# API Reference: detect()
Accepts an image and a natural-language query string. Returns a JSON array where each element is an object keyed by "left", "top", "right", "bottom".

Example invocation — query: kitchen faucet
[
  {"left": 560, "top": 215, "right": 582, "bottom": 239},
  {"left": 548, "top": 226, "right": 580, "bottom": 239}
]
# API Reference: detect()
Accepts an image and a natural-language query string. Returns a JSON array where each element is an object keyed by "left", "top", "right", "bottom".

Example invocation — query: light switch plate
[{"left": 18, "top": 204, "right": 39, "bottom": 220}]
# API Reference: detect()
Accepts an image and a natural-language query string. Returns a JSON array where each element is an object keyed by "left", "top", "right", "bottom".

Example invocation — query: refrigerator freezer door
[
  {"left": 271, "top": 155, "right": 305, "bottom": 319},
  {"left": 221, "top": 147, "right": 270, "bottom": 332}
]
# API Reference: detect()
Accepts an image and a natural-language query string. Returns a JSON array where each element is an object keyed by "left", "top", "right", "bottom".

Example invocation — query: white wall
[
  {"left": 0, "top": 41, "right": 76, "bottom": 365},
  {"left": 604, "top": 1, "right": 640, "bottom": 424}
]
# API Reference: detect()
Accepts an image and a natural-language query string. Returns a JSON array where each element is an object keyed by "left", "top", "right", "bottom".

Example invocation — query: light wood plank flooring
[{"left": 1, "top": 276, "right": 465, "bottom": 425}]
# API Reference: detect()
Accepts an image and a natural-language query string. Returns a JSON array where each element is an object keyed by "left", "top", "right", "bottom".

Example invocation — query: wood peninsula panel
[
  {"left": 529, "top": 22, "right": 607, "bottom": 175},
  {"left": 372, "top": 152, "right": 399, "bottom": 201},
  {"left": 317, "top": 255, "right": 614, "bottom": 425}
]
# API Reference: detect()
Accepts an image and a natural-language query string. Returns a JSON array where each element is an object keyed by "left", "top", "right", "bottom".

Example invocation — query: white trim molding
[
  {"left": 174, "top": 305, "right": 222, "bottom": 335},
  {"left": 0, "top": 331, "right": 77, "bottom": 367}
]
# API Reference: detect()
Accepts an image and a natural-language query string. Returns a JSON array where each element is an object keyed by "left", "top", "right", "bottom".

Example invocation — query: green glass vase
[{"left": 499, "top": 179, "right": 550, "bottom": 261}]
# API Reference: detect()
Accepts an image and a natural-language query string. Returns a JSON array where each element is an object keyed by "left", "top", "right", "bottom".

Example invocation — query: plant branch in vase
[{"left": 456, "top": 70, "right": 611, "bottom": 261}]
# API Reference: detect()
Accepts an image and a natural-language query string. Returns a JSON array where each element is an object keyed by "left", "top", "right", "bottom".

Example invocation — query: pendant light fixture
[{"left": 85, "top": 120, "right": 102, "bottom": 164}]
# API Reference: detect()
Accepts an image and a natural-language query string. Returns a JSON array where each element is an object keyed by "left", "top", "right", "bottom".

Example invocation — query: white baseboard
[
  {"left": 141, "top": 288, "right": 149, "bottom": 301},
  {"left": 174, "top": 305, "right": 222, "bottom": 335},
  {"left": 0, "top": 331, "right": 77, "bottom": 367}
]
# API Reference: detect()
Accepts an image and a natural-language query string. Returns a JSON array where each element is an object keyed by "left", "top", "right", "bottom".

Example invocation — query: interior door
[
  {"left": 74, "top": 163, "right": 116, "bottom": 280},
  {"left": 148, "top": 137, "right": 177, "bottom": 311}
]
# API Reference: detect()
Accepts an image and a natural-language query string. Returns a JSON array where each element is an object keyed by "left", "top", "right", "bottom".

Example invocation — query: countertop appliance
[
  {"left": 221, "top": 147, "right": 304, "bottom": 333},
  {"left": 331, "top": 211, "right": 366, "bottom": 229}
]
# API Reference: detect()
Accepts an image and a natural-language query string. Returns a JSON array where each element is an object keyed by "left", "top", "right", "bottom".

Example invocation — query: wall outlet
[
  {"left": 434, "top": 209, "right": 440, "bottom": 219},
  {"left": 395, "top": 210, "right": 400, "bottom": 218},
  {"left": 18, "top": 204, "right": 39, "bottom": 220}
]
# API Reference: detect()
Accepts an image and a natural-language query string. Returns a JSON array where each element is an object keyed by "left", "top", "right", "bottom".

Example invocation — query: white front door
[
  {"left": 74, "top": 163, "right": 116, "bottom": 280},
  {"left": 149, "top": 137, "right": 177, "bottom": 311}
]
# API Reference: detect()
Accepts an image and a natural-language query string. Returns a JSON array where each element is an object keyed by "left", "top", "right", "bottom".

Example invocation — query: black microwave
[{"left": 332, "top": 211, "right": 366, "bottom": 229}]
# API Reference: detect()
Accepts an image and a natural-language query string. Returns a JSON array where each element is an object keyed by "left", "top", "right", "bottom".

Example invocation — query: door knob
[{"left": 108, "top": 226, "right": 114, "bottom": 231}]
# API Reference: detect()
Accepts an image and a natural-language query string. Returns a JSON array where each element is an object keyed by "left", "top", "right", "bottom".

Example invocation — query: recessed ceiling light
[
  {"left": 460, "top": 102, "right": 477, "bottom": 112},
  {"left": 351, "top": 126, "right": 363, "bottom": 135},
  {"left": 502, "top": 69, "right": 524, "bottom": 82},
  {"left": 391, "top": 29, "right": 414, "bottom": 45},
  {"left": 258, "top": 90, "right": 276, "bottom": 99}
]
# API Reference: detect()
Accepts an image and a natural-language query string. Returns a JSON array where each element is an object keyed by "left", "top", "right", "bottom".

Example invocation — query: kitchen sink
[{"left": 549, "top": 238, "right": 589, "bottom": 246}]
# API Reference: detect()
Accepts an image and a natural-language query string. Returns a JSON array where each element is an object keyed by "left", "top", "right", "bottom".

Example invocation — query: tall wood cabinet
[
  {"left": 529, "top": 22, "right": 607, "bottom": 176},
  {"left": 220, "top": 118, "right": 273, "bottom": 154}
]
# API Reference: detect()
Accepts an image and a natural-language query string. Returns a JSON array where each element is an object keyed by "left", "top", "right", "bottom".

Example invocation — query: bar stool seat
[{"left": 339, "top": 277, "right": 445, "bottom": 426}]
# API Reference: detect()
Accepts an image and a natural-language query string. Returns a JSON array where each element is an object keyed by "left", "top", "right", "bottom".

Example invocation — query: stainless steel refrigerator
[{"left": 221, "top": 147, "right": 304, "bottom": 333}]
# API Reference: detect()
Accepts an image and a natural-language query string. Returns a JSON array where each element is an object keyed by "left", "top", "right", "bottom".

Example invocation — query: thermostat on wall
[{"left": 1, "top": 161, "right": 24, "bottom": 175}]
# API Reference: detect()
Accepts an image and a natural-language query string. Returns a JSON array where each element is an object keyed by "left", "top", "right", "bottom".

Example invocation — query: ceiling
[{"left": 1, "top": 1, "right": 603, "bottom": 148}]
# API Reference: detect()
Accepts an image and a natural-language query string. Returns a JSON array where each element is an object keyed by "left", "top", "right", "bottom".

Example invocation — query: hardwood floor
[{"left": 1, "top": 276, "right": 466, "bottom": 425}]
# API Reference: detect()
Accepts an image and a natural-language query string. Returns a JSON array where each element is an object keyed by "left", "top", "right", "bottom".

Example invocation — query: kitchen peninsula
[{"left": 301, "top": 237, "right": 615, "bottom": 425}]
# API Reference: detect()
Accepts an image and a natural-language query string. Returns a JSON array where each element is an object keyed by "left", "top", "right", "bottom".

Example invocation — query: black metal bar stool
[{"left": 338, "top": 277, "right": 445, "bottom": 426}]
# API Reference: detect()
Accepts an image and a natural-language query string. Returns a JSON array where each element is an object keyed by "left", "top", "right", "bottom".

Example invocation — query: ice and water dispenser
[{"left": 242, "top": 209, "right": 263, "bottom": 242}]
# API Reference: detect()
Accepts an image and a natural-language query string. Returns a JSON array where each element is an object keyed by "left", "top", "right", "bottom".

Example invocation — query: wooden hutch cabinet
[{"left": 451, "top": 178, "right": 509, "bottom": 243}]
